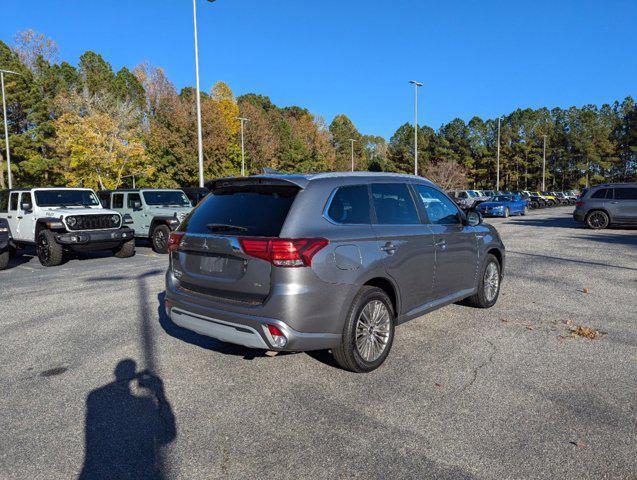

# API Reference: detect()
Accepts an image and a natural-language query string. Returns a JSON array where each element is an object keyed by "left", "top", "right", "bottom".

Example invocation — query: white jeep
[{"left": 0, "top": 188, "right": 135, "bottom": 267}]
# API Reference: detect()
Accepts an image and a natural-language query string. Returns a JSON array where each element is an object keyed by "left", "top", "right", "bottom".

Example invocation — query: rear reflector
[
  {"left": 239, "top": 237, "right": 328, "bottom": 267},
  {"left": 575, "top": 201, "right": 584, "bottom": 207},
  {"left": 167, "top": 232, "right": 185, "bottom": 252},
  {"left": 266, "top": 324, "right": 287, "bottom": 348}
]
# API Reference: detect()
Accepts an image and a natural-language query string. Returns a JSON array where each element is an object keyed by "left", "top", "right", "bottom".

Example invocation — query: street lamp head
[{"left": 409, "top": 80, "right": 423, "bottom": 87}]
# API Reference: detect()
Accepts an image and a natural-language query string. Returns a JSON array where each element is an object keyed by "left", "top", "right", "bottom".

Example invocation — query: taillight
[
  {"left": 167, "top": 232, "right": 185, "bottom": 252},
  {"left": 575, "top": 201, "right": 584, "bottom": 207},
  {"left": 239, "top": 237, "right": 329, "bottom": 267}
]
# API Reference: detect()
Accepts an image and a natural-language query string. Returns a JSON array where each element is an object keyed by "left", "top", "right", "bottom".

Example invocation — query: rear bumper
[
  {"left": 164, "top": 271, "right": 344, "bottom": 352},
  {"left": 55, "top": 227, "right": 135, "bottom": 246},
  {"left": 573, "top": 210, "right": 585, "bottom": 222}
]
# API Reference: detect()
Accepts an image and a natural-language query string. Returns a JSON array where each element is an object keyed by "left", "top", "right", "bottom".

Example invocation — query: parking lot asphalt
[{"left": 0, "top": 207, "right": 635, "bottom": 480}]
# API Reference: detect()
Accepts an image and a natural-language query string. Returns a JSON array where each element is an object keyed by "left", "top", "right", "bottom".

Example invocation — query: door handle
[
  {"left": 17, "top": 216, "right": 23, "bottom": 219},
  {"left": 610, "top": 201, "right": 619, "bottom": 204},
  {"left": 435, "top": 239, "right": 447, "bottom": 250},
  {"left": 380, "top": 242, "right": 396, "bottom": 254},
  {"left": 7, "top": 215, "right": 12, "bottom": 219}
]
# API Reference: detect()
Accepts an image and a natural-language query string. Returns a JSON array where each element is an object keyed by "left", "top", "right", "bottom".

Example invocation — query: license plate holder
[{"left": 200, "top": 255, "right": 227, "bottom": 274}]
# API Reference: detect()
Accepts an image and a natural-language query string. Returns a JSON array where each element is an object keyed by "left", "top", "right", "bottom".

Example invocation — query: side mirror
[
  {"left": 21, "top": 202, "right": 32, "bottom": 212},
  {"left": 465, "top": 210, "right": 482, "bottom": 227},
  {"left": 133, "top": 201, "right": 142, "bottom": 210}
]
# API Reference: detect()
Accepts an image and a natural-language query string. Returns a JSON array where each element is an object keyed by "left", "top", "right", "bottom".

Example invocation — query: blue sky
[{"left": 1, "top": 0, "right": 636, "bottom": 138}]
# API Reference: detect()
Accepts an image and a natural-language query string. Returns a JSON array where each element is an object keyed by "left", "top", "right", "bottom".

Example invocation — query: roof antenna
[{"left": 262, "top": 167, "right": 280, "bottom": 175}]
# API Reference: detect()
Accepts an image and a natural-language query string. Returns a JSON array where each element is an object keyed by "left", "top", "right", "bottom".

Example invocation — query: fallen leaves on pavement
[{"left": 569, "top": 325, "right": 599, "bottom": 340}]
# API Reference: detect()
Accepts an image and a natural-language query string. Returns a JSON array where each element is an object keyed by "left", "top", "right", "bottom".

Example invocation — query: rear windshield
[
  {"left": 143, "top": 190, "right": 191, "bottom": 207},
  {"left": 180, "top": 184, "right": 299, "bottom": 236}
]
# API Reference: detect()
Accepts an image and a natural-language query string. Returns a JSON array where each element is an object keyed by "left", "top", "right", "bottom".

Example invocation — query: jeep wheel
[
  {"left": 37, "top": 230, "right": 65, "bottom": 267},
  {"left": 332, "top": 286, "right": 395, "bottom": 373},
  {"left": 585, "top": 210, "right": 609, "bottom": 230},
  {"left": 113, "top": 238, "right": 135, "bottom": 258},
  {"left": 0, "top": 249, "right": 8, "bottom": 270},
  {"left": 151, "top": 225, "right": 171, "bottom": 254},
  {"left": 464, "top": 254, "right": 501, "bottom": 309}
]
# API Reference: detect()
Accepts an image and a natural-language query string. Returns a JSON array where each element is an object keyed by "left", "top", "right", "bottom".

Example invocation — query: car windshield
[
  {"left": 34, "top": 190, "right": 100, "bottom": 207},
  {"left": 143, "top": 191, "right": 191, "bottom": 207},
  {"left": 467, "top": 191, "right": 477, "bottom": 197}
]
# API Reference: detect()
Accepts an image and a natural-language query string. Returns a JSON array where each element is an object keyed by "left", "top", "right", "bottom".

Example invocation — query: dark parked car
[
  {"left": 573, "top": 183, "right": 637, "bottom": 229},
  {"left": 0, "top": 217, "right": 9, "bottom": 270},
  {"left": 165, "top": 173, "right": 506, "bottom": 372}
]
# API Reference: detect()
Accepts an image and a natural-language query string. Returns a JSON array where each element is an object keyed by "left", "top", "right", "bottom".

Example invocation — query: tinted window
[
  {"left": 181, "top": 184, "right": 299, "bottom": 237},
  {"left": 591, "top": 188, "right": 609, "bottom": 199},
  {"left": 0, "top": 191, "right": 7, "bottom": 212},
  {"left": 112, "top": 194, "right": 124, "bottom": 209},
  {"left": 34, "top": 190, "right": 99, "bottom": 207},
  {"left": 9, "top": 192, "right": 18, "bottom": 210},
  {"left": 327, "top": 185, "right": 370, "bottom": 224},
  {"left": 20, "top": 192, "right": 32, "bottom": 209},
  {"left": 127, "top": 193, "right": 142, "bottom": 208},
  {"left": 371, "top": 183, "right": 420, "bottom": 225},
  {"left": 414, "top": 185, "right": 461, "bottom": 225},
  {"left": 143, "top": 190, "right": 190, "bottom": 207},
  {"left": 614, "top": 188, "right": 637, "bottom": 200}
]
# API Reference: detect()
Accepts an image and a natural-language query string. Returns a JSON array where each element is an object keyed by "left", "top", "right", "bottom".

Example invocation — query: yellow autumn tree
[{"left": 54, "top": 109, "right": 152, "bottom": 190}]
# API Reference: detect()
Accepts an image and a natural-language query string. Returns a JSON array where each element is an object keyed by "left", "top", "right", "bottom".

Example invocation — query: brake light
[
  {"left": 239, "top": 237, "right": 329, "bottom": 267},
  {"left": 167, "top": 232, "right": 185, "bottom": 252},
  {"left": 575, "top": 201, "right": 584, "bottom": 207}
]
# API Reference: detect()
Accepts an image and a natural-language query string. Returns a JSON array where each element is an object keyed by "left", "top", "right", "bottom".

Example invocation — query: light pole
[
  {"left": 1, "top": 69, "right": 20, "bottom": 189},
  {"left": 542, "top": 135, "right": 547, "bottom": 191},
  {"left": 409, "top": 80, "right": 423, "bottom": 176},
  {"left": 122, "top": 174, "right": 136, "bottom": 188},
  {"left": 237, "top": 117, "right": 248, "bottom": 176},
  {"left": 192, "top": 0, "right": 216, "bottom": 188},
  {"left": 496, "top": 117, "right": 501, "bottom": 191},
  {"left": 349, "top": 139, "right": 356, "bottom": 171}
]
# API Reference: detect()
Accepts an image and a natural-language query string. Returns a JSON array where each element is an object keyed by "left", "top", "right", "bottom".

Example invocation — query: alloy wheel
[
  {"left": 484, "top": 262, "right": 500, "bottom": 302},
  {"left": 355, "top": 300, "right": 391, "bottom": 362},
  {"left": 37, "top": 234, "right": 50, "bottom": 263},
  {"left": 588, "top": 212, "right": 608, "bottom": 229}
]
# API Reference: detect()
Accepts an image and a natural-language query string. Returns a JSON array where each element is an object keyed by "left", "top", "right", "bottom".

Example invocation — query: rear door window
[
  {"left": 371, "top": 183, "right": 420, "bottom": 225},
  {"left": 127, "top": 193, "right": 142, "bottom": 208},
  {"left": 613, "top": 188, "right": 637, "bottom": 200},
  {"left": 181, "top": 184, "right": 300, "bottom": 236},
  {"left": 591, "top": 188, "right": 610, "bottom": 199},
  {"left": 326, "top": 185, "right": 371, "bottom": 224}
]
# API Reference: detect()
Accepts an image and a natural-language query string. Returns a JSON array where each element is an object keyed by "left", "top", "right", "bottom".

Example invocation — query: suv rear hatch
[{"left": 170, "top": 178, "right": 301, "bottom": 305}]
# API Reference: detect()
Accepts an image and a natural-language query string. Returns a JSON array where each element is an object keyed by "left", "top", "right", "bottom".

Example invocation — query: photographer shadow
[{"left": 78, "top": 359, "right": 176, "bottom": 480}]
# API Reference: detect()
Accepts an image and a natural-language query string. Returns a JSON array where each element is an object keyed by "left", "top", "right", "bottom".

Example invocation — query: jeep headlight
[
  {"left": 111, "top": 214, "right": 120, "bottom": 226},
  {"left": 66, "top": 216, "right": 77, "bottom": 227}
]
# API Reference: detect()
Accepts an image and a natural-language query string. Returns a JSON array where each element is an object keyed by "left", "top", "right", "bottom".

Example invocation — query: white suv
[{"left": 0, "top": 188, "right": 135, "bottom": 267}]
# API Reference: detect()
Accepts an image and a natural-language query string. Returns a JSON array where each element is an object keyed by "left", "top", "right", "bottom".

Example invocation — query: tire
[
  {"left": 464, "top": 254, "right": 501, "bottom": 309},
  {"left": 151, "top": 224, "right": 171, "bottom": 254},
  {"left": 332, "top": 286, "right": 395, "bottom": 373},
  {"left": 0, "top": 249, "right": 8, "bottom": 270},
  {"left": 37, "top": 229, "right": 65, "bottom": 267},
  {"left": 113, "top": 238, "right": 136, "bottom": 258},
  {"left": 530, "top": 201, "right": 538, "bottom": 209},
  {"left": 585, "top": 210, "right": 609, "bottom": 230}
]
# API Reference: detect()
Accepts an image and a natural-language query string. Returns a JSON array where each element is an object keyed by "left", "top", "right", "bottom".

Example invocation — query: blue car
[{"left": 475, "top": 195, "right": 529, "bottom": 218}]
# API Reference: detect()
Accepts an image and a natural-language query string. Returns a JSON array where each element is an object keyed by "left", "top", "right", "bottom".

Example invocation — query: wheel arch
[{"left": 363, "top": 276, "right": 400, "bottom": 316}]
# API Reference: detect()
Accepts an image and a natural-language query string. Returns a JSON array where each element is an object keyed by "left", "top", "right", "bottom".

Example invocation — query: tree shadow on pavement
[
  {"left": 157, "top": 291, "right": 273, "bottom": 360},
  {"left": 78, "top": 271, "right": 177, "bottom": 480},
  {"left": 509, "top": 214, "right": 579, "bottom": 229}
]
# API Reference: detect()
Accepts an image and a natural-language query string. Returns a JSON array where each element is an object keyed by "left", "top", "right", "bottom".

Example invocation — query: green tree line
[{"left": 0, "top": 30, "right": 635, "bottom": 191}]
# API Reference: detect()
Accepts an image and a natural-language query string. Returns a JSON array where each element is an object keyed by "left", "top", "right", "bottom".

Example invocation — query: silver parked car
[
  {"left": 164, "top": 173, "right": 506, "bottom": 372},
  {"left": 573, "top": 183, "right": 637, "bottom": 229}
]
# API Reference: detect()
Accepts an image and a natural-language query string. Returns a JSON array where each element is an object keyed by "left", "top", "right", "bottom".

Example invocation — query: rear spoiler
[{"left": 205, "top": 175, "right": 309, "bottom": 191}]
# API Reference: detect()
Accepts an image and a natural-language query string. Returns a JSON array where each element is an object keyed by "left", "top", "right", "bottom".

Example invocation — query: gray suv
[
  {"left": 98, "top": 189, "right": 193, "bottom": 253},
  {"left": 164, "top": 173, "right": 506, "bottom": 372},
  {"left": 573, "top": 183, "right": 637, "bottom": 229}
]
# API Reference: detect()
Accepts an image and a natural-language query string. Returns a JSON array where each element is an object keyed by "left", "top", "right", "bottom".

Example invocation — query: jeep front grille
[{"left": 66, "top": 214, "right": 120, "bottom": 231}]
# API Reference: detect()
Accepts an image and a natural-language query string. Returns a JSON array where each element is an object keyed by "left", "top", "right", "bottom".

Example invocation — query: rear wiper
[{"left": 206, "top": 223, "right": 248, "bottom": 232}]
